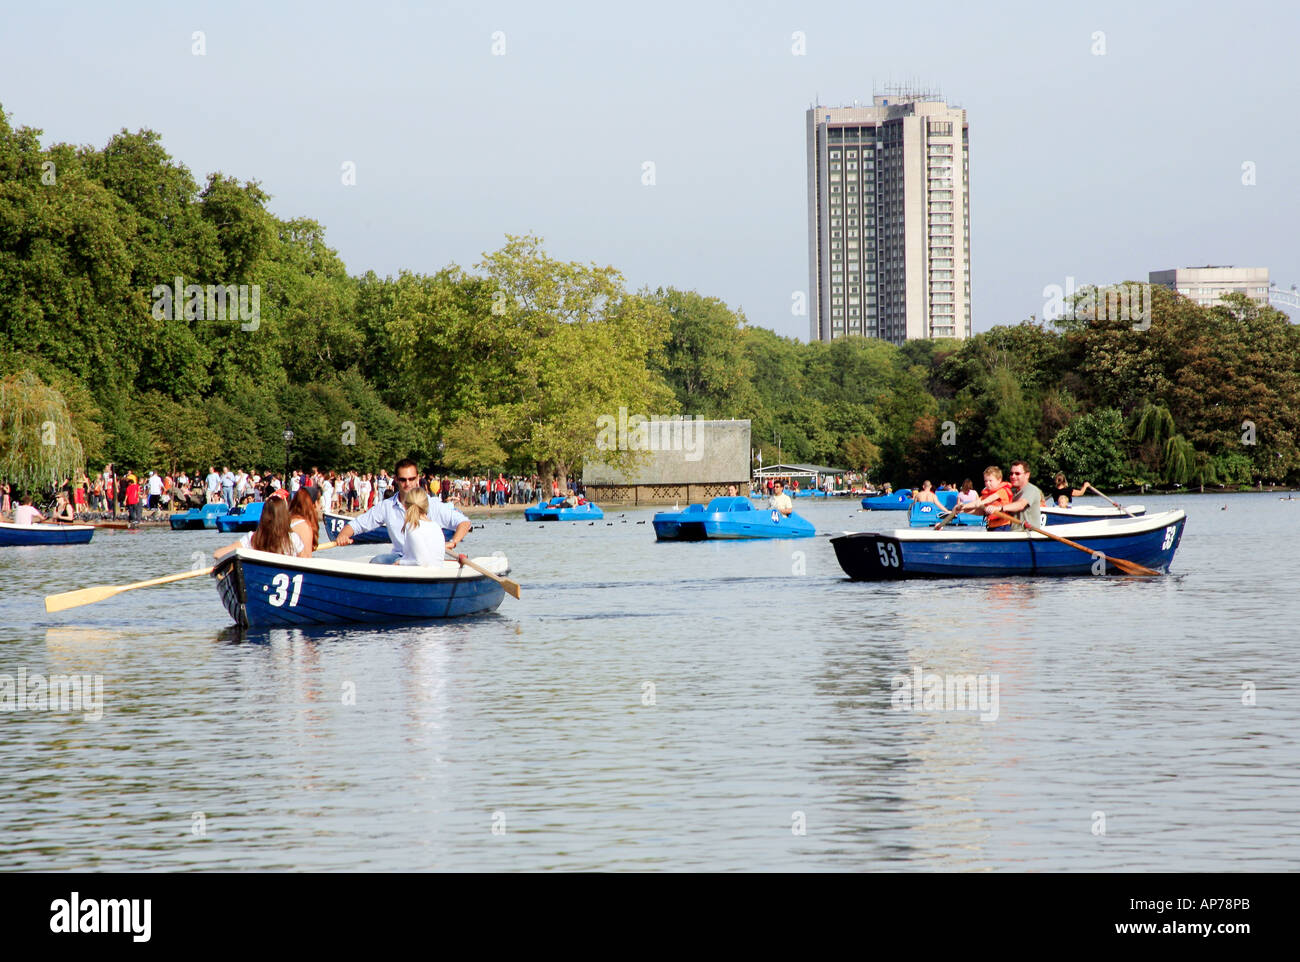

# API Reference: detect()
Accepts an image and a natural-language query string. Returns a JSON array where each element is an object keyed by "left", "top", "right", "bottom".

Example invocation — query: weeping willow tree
[{"left": 0, "top": 371, "right": 86, "bottom": 495}]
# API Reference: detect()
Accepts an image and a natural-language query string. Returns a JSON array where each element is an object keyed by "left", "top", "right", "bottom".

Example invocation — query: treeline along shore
[{"left": 2, "top": 104, "right": 1298, "bottom": 495}]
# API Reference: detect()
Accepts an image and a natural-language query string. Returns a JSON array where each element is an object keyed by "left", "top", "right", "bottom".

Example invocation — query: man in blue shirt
[
  {"left": 334, "top": 459, "right": 470, "bottom": 564},
  {"left": 220, "top": 466, "right": 236, "bottom": 509}
]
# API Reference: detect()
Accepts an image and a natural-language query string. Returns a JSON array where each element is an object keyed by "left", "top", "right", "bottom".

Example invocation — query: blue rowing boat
[
  {"left": 906, "top": 490, "right": 1147, "bottom": 528},
  {"left": 524, "top": 498, "right": 604, "bottom": 521},
  {"left": 861, "top": 490, "right": 913, "bottom": 510},
  {"left": 1042, "top": 503, "right": 1146, "bottom": 524},
  {"left": 212, "top": 548, "right": 509, "bottom": 627},
  {"left": 653, "top": 496, "right": 816, "bottom": 540},
  {"left": 324, "top": 510, "right": 387, "bottom": 544},
  {"left": 169, "top": 503, "right": 231, "bottom": 530},
  {"left": 832, "top": 510, "right": 1186, "bottom": 579},
  {"left": 215, "top": 501, "right": 264, "bottom": 533},
  {"left": 323, "top": 510, "right": 457, "bottom": 543},
  {"left": 0, "top": 521, "right": 95, "bottom": 546}
]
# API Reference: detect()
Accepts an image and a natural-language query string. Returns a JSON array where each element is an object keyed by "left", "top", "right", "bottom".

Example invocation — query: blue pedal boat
[
  {"left": 170, "top": 502, "right": 231, "bottom": 530},
  {"left": 861, "top": 489, "right": 913, "bottom": 510},
  {"left": 907, "top": 500, "right": 984, "bottom": 528},
  {"left": 212, "top": 548, "right": 510, "bottom": 628},
  {"left": 831, "top": 510, "right": 1186, "bottom": 580},
  {"left": 0, "top": 521, "right": 95, "bottom": 546},
  {"left": 323, "top": 510, "right": 458, "bottom": 543},
  {"left": 524, "top": 498, "right": 604, "bottom": 521},
  {"left": 653, "top": 496, "right": 816, "bottom": 540},
  {"left": 215, "top": 501, "right": 265, "bottom": 533}
]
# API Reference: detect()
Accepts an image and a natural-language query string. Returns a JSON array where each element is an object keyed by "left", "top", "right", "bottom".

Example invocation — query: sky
[{"left": 3, "top": 0, "right": 1297, "bottom": 341}]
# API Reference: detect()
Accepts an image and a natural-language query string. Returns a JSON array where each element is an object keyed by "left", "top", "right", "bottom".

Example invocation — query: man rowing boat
[
  {"left": 963, "top": 460, "right": 1042, "bottom": 531},
  {"left": 332, "top": 458, "right": 471, "bottom": 564}
]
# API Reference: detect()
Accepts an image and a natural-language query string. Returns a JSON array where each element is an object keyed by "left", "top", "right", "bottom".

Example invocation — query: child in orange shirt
[{"left": 977, "top": 466, "right": 1014, "bottom": 530}]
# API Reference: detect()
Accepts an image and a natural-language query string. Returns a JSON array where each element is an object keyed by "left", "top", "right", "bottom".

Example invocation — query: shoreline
[{"left": 46, "top": 484, "right": 1300, "bottom": 527}]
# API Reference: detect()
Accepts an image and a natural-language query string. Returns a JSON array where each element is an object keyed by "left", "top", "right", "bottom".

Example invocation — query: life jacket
[{"left": 980, "top": 481, "right": 1013, "bottom": 527}]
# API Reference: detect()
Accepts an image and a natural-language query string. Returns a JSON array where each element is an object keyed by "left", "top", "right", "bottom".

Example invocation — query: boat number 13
[
  {"left": 1162, "top": 526, "right": 1176, "bottom": 550},
  {"left": 876, "top": 542, "right": 900, "bottom": 566},
  {"left": 268, "top": 573, "right": 304, "bottom": 607}
]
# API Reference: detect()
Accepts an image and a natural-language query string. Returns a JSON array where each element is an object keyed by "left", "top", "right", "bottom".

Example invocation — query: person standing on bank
[{"left": 333, "top": 459, "right": 471, "bottom": 564}]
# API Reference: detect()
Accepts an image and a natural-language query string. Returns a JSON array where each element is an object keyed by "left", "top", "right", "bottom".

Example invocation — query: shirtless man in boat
[{"left": 912, "top": 480, "right": 940, "bottom": 504}]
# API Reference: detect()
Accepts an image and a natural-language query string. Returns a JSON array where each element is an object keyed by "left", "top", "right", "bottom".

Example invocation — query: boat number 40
[
  {"left": 876, "top": 542, "right": 900, "bottom": 566},
  {"left": 268, "top": 573, "right": 304, "bottom": 607},
  {"left": 1162, "top": 526, "right": 1177, "bottom": 550}
]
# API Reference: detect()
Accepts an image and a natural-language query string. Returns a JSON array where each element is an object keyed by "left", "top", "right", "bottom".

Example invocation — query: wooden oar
[
  {"left": 988, "top": 511, "right": 1160, "bottom": 576},
  {"left": 1084, "top": 482, "right": 1137, "bottom": 517},
  {"left": 44, "top": 541, "right": 339, "bottom": 613},
  {"left": 447, "top": 550, "right": 521, "bottom": 599},
  {"left": 933, "top": 502, "right": 962, "bottom": 530}
]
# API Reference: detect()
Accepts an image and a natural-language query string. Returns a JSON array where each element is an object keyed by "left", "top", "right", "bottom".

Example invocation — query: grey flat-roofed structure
[
  {"left": 582, "top": 419, "right": 751, "bottom": 504},
  {"left": 1149, "top": 266, "right": 1270, "bottom": 308}
]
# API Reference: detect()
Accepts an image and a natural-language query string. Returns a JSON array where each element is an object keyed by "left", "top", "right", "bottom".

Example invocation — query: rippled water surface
[{"left": 2, "top": 494, "right": 1297, "bottom": 871}]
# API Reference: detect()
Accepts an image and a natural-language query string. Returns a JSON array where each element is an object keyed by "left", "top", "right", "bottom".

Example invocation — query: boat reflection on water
[{"left": 44, "top": 626, "right": 133, "bottom": 651}]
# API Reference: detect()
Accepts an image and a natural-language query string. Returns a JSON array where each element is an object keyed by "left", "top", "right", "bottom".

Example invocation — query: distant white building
[{"left": 1148, "top": 266, "right": 1270, "bottom": 308}]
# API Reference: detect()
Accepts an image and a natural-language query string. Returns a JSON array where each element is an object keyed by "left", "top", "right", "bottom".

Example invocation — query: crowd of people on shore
[{"left": 0, "top": 466, "right": 586, "bottom": 524}]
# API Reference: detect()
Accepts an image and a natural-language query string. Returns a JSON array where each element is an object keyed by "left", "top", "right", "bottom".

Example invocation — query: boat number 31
[
  {"left": 876, "top": 542, "right": 900, "bottom": 566},
  {"left": 1162, "top": 526, "right": 1177, "bottom": 550},
  {"left": 268, "top": 573, "right": 304, "bottom": 607}
]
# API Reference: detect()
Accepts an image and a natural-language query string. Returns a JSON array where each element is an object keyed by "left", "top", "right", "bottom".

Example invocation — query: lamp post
[{"left": 283, "top": 427, "right": 294, "bottom": 489}]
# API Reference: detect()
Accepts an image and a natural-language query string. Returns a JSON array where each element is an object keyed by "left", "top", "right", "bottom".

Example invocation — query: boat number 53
[
  {"left": 1162, "top": 526, "right": 1176, "bottom": 550},
  {"left": 876, "top": 542, "right": 900, "bottom": 566},
  {"left": 268, "top": 573, "right": 304, "bottom": 607}
]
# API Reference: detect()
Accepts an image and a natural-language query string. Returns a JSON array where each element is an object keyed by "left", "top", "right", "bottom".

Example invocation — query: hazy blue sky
[{"left": 3, "top": 0, "right": 1296, "bottom": 340}]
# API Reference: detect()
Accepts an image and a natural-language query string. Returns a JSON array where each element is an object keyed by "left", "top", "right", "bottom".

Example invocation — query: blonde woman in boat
[{"left": 399, "top": 487, "right": 449, "bottom": 566}]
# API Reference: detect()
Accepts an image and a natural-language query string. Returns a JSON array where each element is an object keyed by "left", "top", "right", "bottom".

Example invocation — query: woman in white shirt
[
  {"left": 214, "top": 497, "right": 305, "bottom": 559},
  {"left": 398, "top": 488, "right": 448, "bottom": 566}
]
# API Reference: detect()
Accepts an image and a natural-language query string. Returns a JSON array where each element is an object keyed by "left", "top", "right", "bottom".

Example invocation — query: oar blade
[
  {"left": 1108, "top": 557, "right": 1161, "bottom": 577},
  {"left": 501, "top": 578, "right": 522, "bottom": 600},
  {"left": 44, "top": 584, "right": 124, "bottom": 613}
]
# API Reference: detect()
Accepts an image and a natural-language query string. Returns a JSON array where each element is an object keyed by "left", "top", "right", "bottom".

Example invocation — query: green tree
[
  {"left": 1044, "top": 408, "right": 1127, "bottom": 488},
  {"left": 981, "top": 367, "right": 1042, "bottom": 470},
  {"left": 0, "top": 371, "right": 85, "bottom": 493},
  {"left": 649, "top": 288, "right": 755, "bottom": 417}
]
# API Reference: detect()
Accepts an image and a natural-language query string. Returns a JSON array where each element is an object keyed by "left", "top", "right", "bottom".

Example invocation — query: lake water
[{"left": 2, "top": 494, "right": 1297, "bottom": 871}]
